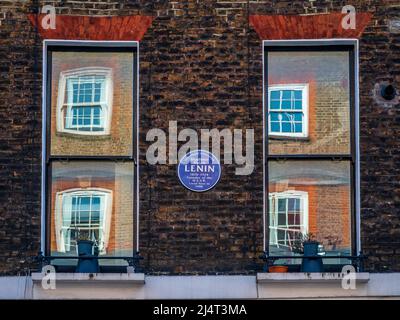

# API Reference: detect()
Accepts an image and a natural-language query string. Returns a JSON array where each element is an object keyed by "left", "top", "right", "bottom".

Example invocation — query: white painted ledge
[
  {"left": 1, "top": 274, "right": 400, "bottom": 299},
  {"left": 257, "top": 272, "right": 372, "bottom": 299},
  {"left": 257, "top": 272, "right": 370, "bottom": 284},
  {"left": 31, "top": 272, "right": 145, "bottom": 284}
]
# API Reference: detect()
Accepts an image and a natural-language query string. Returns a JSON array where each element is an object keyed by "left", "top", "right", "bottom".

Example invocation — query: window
[
  {"left": 268, "top": 84, "right": 308, "bottom": 138},
  {"left": 43, "top": 41, "right": 138, "bottom": 269},
  {"left": 264, "top": 40, "right": 358, "bottom": 262},
  {"left": 269, "top": 191, "right": 308, "bottom": 249},
  {"left": 55, "top": 189, "right": 112, "bottom": 255},
  {"left": 57, "top": 68, "right": 112, "bottom": 135}
]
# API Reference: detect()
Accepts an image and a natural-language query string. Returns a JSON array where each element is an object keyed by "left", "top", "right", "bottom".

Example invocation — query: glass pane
[
  {"left": 270, "top": 91, "right": 280, "bottom": 100},
  {"left": 281, "top": 100, "right": 291, "bottom": 109},
  {"left": 270, "top": 113, "right": 280, "bottom": 121},
  {"left": 50, "top": 51, "right": 134, "bottom": 156},
  {"left": 268, "top": 51, "right": 350, "bottom": 154},
  {"left": 268, "top": 160, "right": 352, "bottom": 259},
  {"left": 282, "top": 123, "right": 292, "bottom": 133},
  {"left": 294, "top": 100, "right": 302, "bottom": 109},
  {"left": 50, "top": 161, "right": 135, "bottom": 266},
  {"left": 294, "top": 90, "right": 302, "bottom": 100},
  {"left": 282, "top": 90, "right": 292, "bottom": 100},
  {"left": 278, "top": 198, "right": 286, "bottom": 212},
  {"left": 270, "top": 122, "right": 280, "bottom": 132},
  {"left": 278, "top": 213, "right": 286, "bottom": 226},
  {"left": 270, "top": 100, "right": 280, "bottom": 109}
]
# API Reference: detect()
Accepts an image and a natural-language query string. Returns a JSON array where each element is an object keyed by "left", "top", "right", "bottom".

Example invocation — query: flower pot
[
  {"left": 301, "top": 241, "right": 323, "bottom": 273},
  {"left": 269, "top": 265, "right": 289, "bottom": 273},
  {"left": 75, "top": 240, "right": 99, "bottom": 273},
  {"left": 303, "top": 241, "right": 319, "bottom": 256},
  {"left": 77, "top": 240, "right": 94, "bottom": 256}
]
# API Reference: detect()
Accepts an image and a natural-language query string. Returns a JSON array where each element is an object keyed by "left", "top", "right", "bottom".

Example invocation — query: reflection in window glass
[
  {"left": 269, "top": 84, "right": 308, "bottom": 137},
  {"left": 51, "top": 162, "right": 134, "bottom": 265},
  {"left": 268, "top": 51, "right": 350, "bottom": 155},
  {"left": 50, "top": 51, "right": 134, "bottom": 157},
  {"left": 269, "top": 191, "right": 308, "bottom": 248},
  {"left": 59, "top": 189, "right": 111, "bottom": 255},
  {"left": 65, "top": 75, "right": 107, "bottom": 132},
  {"left": 268, "top": 161, "right": 352, "bottom": 259}
]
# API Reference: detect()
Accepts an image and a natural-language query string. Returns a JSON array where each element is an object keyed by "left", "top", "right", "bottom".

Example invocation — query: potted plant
[
  {"left": 75, "top": 229, "right": 99, "bottom": 273},
  {"left": 76, "top": 230, "right": 93, "bottom": 255},
  {"left": 292, "top": 233, "right": 324, "bottom": 273},
  {"left": 268, "top": 257, "right": 290, "bottom": 273},
  {"left": 268, "top": 265, "right": 289, "bottom": 273}
]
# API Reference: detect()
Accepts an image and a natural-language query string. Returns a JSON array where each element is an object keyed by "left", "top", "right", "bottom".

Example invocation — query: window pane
[
  {"left": 268, "top": 51, "right": 350, "bottom": 154},
  {"left": 282, "top": 122, "right": 292, "bottom": 133},
  {"left": 268, "top": 160, "right": 351, "bottom": 258},
  {"left": 277, "top": 198, "right": 286, "bottom": 212},
  {"left": 270, "top": 91, "right": 280, "bottom": 100},
  {"left": 50, "top": 51, "right": 134, "bottom": 156},
  {"left": 294, "top": 100, "right": 302, "bottom": 110},
  {"left": 294, "top": 123, "right": 302, "bottom": 133},
  {"left": 270, "top": 113, "right": 280, "bottom": 121},
  {"left": 50, "top": 161, "right": 135, "bottom": 266},
  {"left": 278, "top": 213, "right": 286, "bottom": 226},
  {"left": 270, "top": 122, "right": 280, "bottom": 132},
  {"left": 282, "top": 90, "right": 292, "bottom": 100},
  {"left": 281, "top": 100, "right": 291, "bottom": 109},
  {"left": 270, "top": 100, "right": 280, "bottom": 109},
  {"left": 293, "top": 113, "right": 302, "bottom": 121},
  {"left": 294, "top": 90, "right": 302, "bottom": 100}
]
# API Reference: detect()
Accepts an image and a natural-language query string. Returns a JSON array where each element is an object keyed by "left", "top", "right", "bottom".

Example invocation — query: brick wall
[{"left": 0, "top": 0, "right": 399, "bottom": 275}]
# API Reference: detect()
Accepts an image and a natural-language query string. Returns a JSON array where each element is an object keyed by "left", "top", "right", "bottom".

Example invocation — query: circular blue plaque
[{"left": 177, "top": 150, "right": 221, "bottom": 192}]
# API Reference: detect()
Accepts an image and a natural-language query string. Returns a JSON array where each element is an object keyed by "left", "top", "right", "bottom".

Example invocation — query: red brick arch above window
[
  {"left": 249, "top": 13, "right": 372, "bottom": 40},
  {"left": 27, "top": 14, "right": 154, "bottom": 41}
]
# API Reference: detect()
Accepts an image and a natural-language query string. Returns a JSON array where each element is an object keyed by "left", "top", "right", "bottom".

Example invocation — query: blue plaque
[{"left": 177, "top": 150, "right": 221, "bottom": 192}]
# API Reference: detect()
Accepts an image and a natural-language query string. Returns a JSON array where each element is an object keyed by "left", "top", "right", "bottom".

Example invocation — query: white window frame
[
  {"left": 262, "top": 39, "right": 361, "bottom": 255},
  {"left": 54, "top": 188, "right": 113, "bottom": 255},
  {"left": 269, "top": 190, "right": 308, "bottom": 249},
  {"left": 268, "top": 84, "right": 309, "bottom": 138},
  {"left": 56, "top": 67, "right": 113, "bottom": 135},
  {"left": 42, "top": 40, "right": 140, "bottom": 257}
]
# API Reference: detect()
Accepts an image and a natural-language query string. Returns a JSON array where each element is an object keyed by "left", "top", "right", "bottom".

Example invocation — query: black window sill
[
  {"left": 52, "top": 265, "right": 130, "bottom": 273},
  {"left": 270, "top": 264, "right": 356, "bottom": 273}
]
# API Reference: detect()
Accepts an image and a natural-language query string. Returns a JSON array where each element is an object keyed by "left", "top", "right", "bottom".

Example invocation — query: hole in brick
[{"left": 381, "top": 84, "right": 396, "bottom": 101}]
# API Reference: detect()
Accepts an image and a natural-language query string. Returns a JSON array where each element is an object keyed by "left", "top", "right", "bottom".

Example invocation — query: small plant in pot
[
  {"left": 76, "top": 230, "right": 94, "bottom": 255},
  {"left": 292, "top": 233, "right": 324, "bottom": 273},
  {"left": 268, "top": 258, "right": 290, "bottom": 273},
  {"left": 75, "top": 229, "right": 99, "bottom": 273},
  {"left": 268, "top": 264, "right": 289, "bottom": 273}
]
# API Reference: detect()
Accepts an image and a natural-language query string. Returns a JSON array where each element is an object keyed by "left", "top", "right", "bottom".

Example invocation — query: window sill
[
  {"left": 268, "top": 135, "right": 310, "bottom": 141},
  {"left": 31, "top": 272, "right": 145, "bottom": 284},
  {"left": 55, "top": 132, "right": 111, "bottom": 140},
  {"left": 257, "top": 272, "right": 370, "bottom": 284}
]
